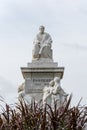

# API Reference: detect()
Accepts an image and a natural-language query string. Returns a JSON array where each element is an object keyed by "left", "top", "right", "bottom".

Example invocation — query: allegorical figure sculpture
[
  {"left": 32, "top": 25, "right": 53, "bottom": 60},
  {"left": 18, "top": 83, "right": 34, "bottom": 104},
  {"left": 43, "top": 80, "right": 54, "bottom": 106},
  {"left": 43, "top": 77, "right": 68, "bottom": 108},
  {"left": 18, "top": 82, "right": 25, "bottom": 99}
]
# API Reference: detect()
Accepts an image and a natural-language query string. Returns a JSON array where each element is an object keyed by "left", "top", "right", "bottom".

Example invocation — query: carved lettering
[{"left": 33, "top": 78, "right": 52, "bottom": 86}]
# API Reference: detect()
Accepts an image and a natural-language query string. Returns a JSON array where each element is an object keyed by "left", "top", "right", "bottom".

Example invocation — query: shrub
[{"left": 0, "top": 95, "right": 87, "bottom": 130}]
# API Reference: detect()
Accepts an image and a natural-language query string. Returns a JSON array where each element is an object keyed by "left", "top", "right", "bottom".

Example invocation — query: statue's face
[
  {"left": 54, "top": 77, "right": 60, "bottom": 83},
  {"left": 49, "top": 80, "right": 54, "bottom": 87},
  {"left": 39, "top": 26, "right": 45, "bottom": 34}
]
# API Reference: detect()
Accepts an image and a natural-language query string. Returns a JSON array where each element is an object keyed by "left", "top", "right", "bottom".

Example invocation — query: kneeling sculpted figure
[{"left": 32, "top": 26, "right": 53, "bottom": 60}]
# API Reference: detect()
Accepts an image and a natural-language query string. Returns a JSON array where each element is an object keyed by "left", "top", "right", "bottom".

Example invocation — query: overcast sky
[{"left": 0, "top": 0, "right": 87, "bottom": 105}]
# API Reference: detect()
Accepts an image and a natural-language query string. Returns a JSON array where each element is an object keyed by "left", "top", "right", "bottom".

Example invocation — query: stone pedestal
[{"left": 21, "top": 60, "right": 64, "bottom": 101}]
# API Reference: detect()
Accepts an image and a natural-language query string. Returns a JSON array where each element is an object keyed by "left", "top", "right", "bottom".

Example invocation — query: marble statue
[
  {"left": 18, "top": 83, "right": 25, "bottom": 99},
  {"left": 43, "top": 77, "right": 68, "bottom": 108},
  {"left": 32, "top": 25, "right": 53, "bottom": 60},
  {"left": 18, "top": 83, "right": 34, "bottom": 104},
  {"left": 43, "top": 80, "right": 54, "bottom": 106}
]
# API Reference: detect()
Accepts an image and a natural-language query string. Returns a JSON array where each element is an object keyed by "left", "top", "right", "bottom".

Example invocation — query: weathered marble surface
[
  {"left": 18, "top": 76, "right": 68, "bottom": 109},
  {"left": 32, "top": 26, "right": 53, "bottom": 60},
  {"left": 28, "top": 60, "right": 58, "bottom": 68},
  {"left": 43, "top": 77, "right": 68, "bottom": 108},
  {"left": 20, "top": 57, "right": 64, "bottom": 101}
]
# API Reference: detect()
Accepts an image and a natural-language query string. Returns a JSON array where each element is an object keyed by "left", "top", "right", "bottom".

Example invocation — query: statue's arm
[
  {"left": 45, "top": 34, "right": 52, "bottom": 48},
  {"left": 33, "top": 34, "right": 40, "bottom": 45}
]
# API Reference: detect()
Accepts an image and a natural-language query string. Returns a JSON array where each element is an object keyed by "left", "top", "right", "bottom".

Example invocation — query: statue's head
[
  {"left": 54, "top": 77, "right": 60, "bottom": 83},
  {"left": 39, "top": 25, "right": 45, "bottom": 34},
  {"left": 49, "top": 80, "right": 54, "bottom": 87}
]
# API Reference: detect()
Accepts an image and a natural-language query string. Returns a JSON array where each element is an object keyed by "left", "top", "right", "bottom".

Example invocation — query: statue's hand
[{"left": 34, "top": 40, "right": 40, "bottom": 45}]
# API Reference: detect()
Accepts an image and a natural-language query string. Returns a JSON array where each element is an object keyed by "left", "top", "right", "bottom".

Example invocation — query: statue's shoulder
[
  {"left": 44, "top": 32, "right": 50, "bottom": 36},
  {"left": 36, "top": 33, "right": 40, "bottom": 37},
  {"left": 35, "top": 33, "right": 41, "bottom": 40},
  {"left": 44, "top": 32, "right": 52, "bottom": 39}
]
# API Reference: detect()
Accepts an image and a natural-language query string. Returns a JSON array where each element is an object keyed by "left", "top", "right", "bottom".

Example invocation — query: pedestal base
[{"left": 21, "top": 61, "right": 64, "bottom": 102}]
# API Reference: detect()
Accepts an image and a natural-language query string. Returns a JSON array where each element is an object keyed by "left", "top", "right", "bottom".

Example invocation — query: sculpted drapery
[{"left": 32, "top": 26, "right": 53, "bottom": 60}]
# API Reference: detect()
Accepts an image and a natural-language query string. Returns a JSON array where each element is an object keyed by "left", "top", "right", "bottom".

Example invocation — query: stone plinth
[{"left": 21, "top": 60, "right": 64, "bottom": 101}]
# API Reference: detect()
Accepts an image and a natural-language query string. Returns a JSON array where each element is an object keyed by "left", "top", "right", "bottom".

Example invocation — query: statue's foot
[{"left": 33, "top": 54, "right": 40, "bottom": 60}]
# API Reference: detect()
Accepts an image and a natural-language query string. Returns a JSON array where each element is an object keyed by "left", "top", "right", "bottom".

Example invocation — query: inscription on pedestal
[
  {"left": 25, "top": 78, "right": 53, "bottom": 94},
  {"left": 33, "top": 78, "right": 53, "bottom": 86}
]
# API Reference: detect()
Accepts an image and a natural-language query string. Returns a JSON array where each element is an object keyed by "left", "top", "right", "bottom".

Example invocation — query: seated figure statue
[
  {"left": 43, "top": 77, "right": 68, "bottom": 108},
  {"left": 32, "top": 26, "right": 53, "bottom": 60}
]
